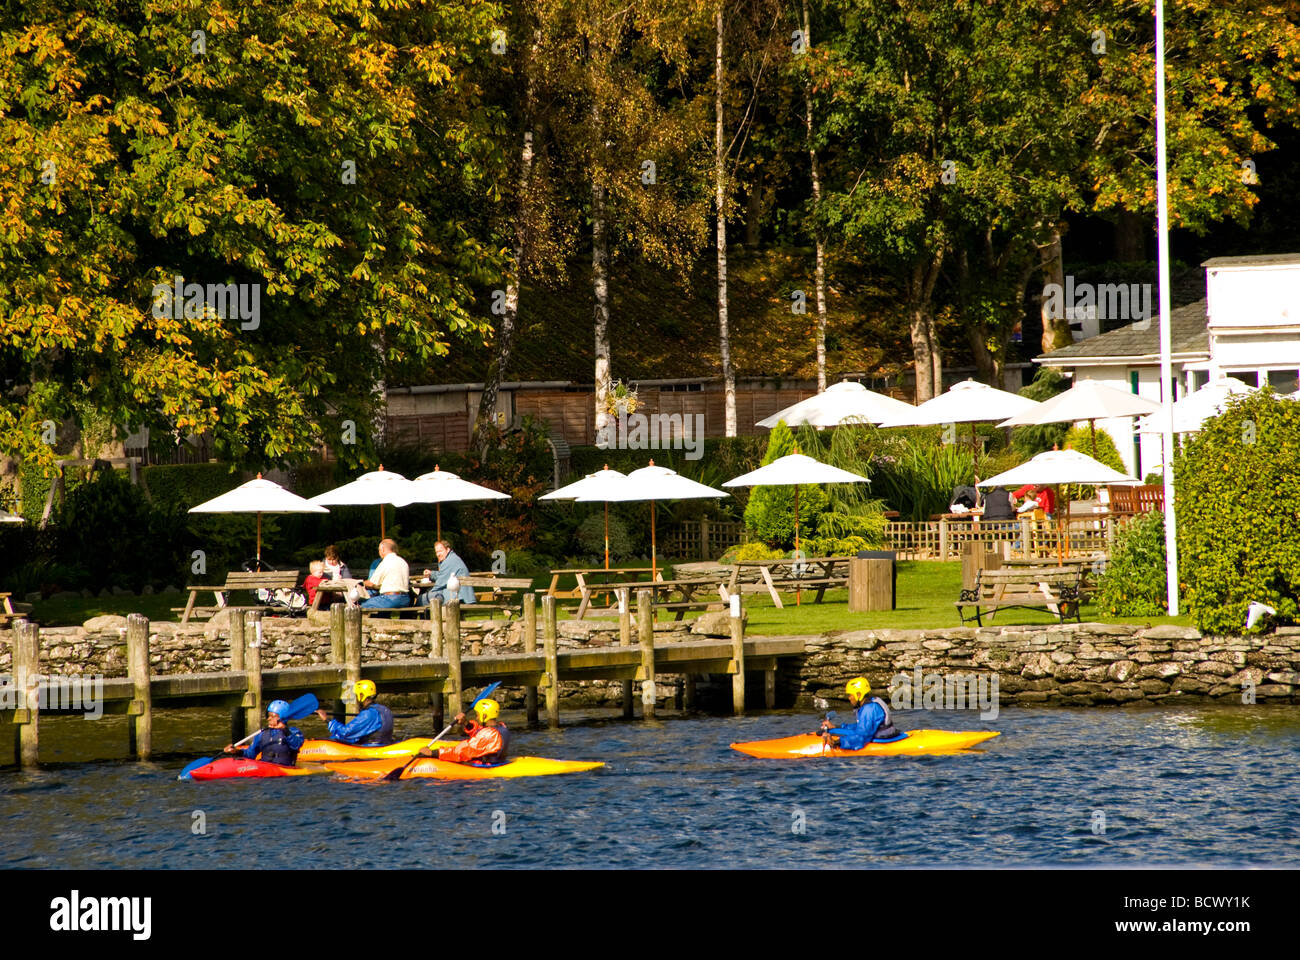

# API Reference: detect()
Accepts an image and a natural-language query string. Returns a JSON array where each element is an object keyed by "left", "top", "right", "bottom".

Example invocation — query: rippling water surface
[{"left": 2, "top": 704, "right": 1297, "bottom": 868}]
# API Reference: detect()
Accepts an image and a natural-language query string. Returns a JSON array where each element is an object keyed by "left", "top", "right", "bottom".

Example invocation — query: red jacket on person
[{"left": 438, "top": 724, "right": 508, "bottom": 764}]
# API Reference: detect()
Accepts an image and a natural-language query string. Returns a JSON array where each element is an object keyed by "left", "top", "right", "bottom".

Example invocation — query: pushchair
[{"left": 240, "top": 558, "right": 309, "bottom": 616}]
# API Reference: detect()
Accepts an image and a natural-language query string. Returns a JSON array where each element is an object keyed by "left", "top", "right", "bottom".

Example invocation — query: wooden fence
[
  {"left": 884, "top": 517, "right": 1116, "bottom": 561},
  {"left": 662, "top": 519, "right": 748, "bottom": 560}
]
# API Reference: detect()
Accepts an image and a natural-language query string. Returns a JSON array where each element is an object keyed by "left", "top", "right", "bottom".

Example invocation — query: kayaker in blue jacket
[
  {"left": 821, "top": 677, "right": 907, "bottom": 750},
  {"left": 225, "top": 700, "right": 305, "bottom": 766},
  {"left": 315, "top": 680, "right": 396, "bottom": 746}
]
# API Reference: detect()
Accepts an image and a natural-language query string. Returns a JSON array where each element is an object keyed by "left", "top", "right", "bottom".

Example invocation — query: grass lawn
[{"left": 26, "top": 561, "right": 1193, "bottom": 632}]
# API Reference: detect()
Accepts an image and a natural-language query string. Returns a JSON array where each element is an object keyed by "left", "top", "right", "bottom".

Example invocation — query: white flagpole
[{"left": 1155, "top": 0, "right": 1180, "bottom": 615}]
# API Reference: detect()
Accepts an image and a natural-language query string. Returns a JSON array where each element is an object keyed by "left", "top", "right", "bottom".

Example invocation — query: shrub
[
  {"left": 719, "top": 542, "right": 785, "bottom": 563},
  {"left": 743, "top": 421, "right": 829, "bottom": 547},
  {"left": 801, "top": 535, "right": 876, "bottom": 558},
  {"left": 1178, "top": 390, "right": 1300, "bottom": 633},
  {"left": 576, "top": 512, "right": 633, "bottom": 560},
  {"left": 1096, "top": 512, "right": 1168, "bottom": 617},
  {"left": 1062, "top": 424, "right": 1127, "bottom": 501}
]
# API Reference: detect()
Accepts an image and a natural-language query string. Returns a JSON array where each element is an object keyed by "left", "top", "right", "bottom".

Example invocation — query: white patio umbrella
[
  {"left": 724, "top": 453, "right": 869, "bottom": 605},
  {"left": 189, "top": 473, "right": 328, "bottom": 564},
  {"left": 998, "top": 379, "right": 1163, "bottom": 458},
  {"left": 0, "top": 510, "right": 25, "bottom": 524},
  {"left": 878, "top": 378, "right": 1041, "bottom": 447},
  {"left": 538, "top": 465, "right": 627, "bottom": 569},
  {"left": 400, "top": 465, "right": 510, "bottom": 541},
  {"left": 756, "top": 380, "right": 916, "bottom": 429},
  {"left": 978, "top": 449, "right": 1139, "bottom": 563},
  {"left": 1135, "top": 376, "right": 1257, "bottom": 434},
  {"left": 307, "top": 465, "right": 415, "bottom": 538},
  {"left": 578, "top": 461, "right": 728, "bottom": 579}
]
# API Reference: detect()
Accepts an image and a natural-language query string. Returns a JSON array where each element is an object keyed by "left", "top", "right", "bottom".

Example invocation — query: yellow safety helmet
[
  {"left": 845, "top": 677, "right": 871, "bottom": 703},
  {"left": 353, "top": 680, "right": 376, "bottom": 703},
  {"left": 473, "top": 698, "right": 500, "bottom": 723}
]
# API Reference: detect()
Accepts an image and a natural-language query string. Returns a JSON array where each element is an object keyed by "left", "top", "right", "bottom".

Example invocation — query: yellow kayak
[
  {"left": 731, "top": 730, "right": 1001, "bottom": 759},
  {"left": 325, "top": 756, "right": 605, "bottom": 780},
  {"left": 295, "top": 738, "right": 448, "bottom": 762}
]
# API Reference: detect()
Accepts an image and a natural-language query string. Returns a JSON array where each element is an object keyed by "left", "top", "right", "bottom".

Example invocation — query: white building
[{"left": 1035, "top": 253, "right": 1300, "bottom": 477}]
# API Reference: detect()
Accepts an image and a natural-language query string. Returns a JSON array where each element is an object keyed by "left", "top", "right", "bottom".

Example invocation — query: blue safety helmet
[{"left": 267, "top": 699, "right": 291, "bottom": 719}]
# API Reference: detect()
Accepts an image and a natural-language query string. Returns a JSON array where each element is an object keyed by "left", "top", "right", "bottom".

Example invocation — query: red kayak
[{"left": 186, "top": 757, "right": 327, "bottom": 780}]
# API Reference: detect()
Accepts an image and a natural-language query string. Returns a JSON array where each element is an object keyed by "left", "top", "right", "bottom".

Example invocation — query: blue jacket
[
  {"left": 242, "top": 726, "right": 304, "bottom": 761},
  {"left": 432, "top": 550, "right": 476, "bottom": 605},
  {"left": 327, "top": 703, "right": 395, "bottom": 745},
  {"left": 827, "top": 698, "right": 905, "bottom": 750}
]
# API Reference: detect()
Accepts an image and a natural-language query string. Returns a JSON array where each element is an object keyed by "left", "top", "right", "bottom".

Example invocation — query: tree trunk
[
  {"left": 908, "top": 253, "right": 944, "bottom": 402},
  {"left": 801, "top": 0, "right": 827, "bottom": 393},
  {"left": 475, "top": 29, "right": 541, "bottom": 454},
  {"left": 593, "top": 177, "right": 611, "bottom": 441},
  {"left": 716, "top": 4, "right": 736, "bottom": 436},
  {"left": 1114, "top": 208, "right": 1144, "bottom": 262},
  {"left": 1039, "top": 224, "right": 1072, "bottom": 354}
]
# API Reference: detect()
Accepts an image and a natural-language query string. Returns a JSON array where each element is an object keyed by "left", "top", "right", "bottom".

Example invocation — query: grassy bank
[{"left": 26, "top": 560, "right": 1193, "bottom": 632}]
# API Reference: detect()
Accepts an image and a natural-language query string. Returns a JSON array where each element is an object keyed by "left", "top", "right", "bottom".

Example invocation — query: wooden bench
[
  {"left": 955, "top": 566, "right": 1089, "bottom": 626},
  {"left": 0, "top": 592, "right": 20, "bottom": 625},
  {"left": 589, "top": 579, "right": 731, "bottom": 621},
  {"left": 1107, "top": 484, "right": 1164, "bottom": 515},
  {"left": 174, "top": 570, "right": 303, "bottom": 623}
]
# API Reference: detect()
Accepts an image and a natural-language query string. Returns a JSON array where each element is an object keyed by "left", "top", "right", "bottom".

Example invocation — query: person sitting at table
[
  {"left": 980, "top": 486, "right": 1014, "bottom": 520},
  {"left": 323, "top": 544, "right": 352, "bottom": 581},
  {"left": 359, "top": 538, "right": 412, "bottom": 610},
  {"left": 1013, "top": 483, "right": 1055, "bottom": 518},
  {"left": 302, "top": 560, "right": 326, "bottom": 608},
  {"left": 419, "top": 539, "right": 477, "bottom": 606},
  {"left": 948, "top": 483, "right": 979, "bottom": 515}
]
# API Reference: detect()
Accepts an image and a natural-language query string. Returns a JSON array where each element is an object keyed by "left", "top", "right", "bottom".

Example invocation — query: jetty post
[
  {"left": 229, "top": 608, "right": 246, "bottom": 742},
  {"left": 523, "top": 592, "right": 538, "bottom": 725},
  {"left": 126, "top": 613, "right": 152, "bottom": 759},
  {"left": 618, "top": 588, "right": 633, "bottom": 719},
  {"left": 243, "top": 611, "right": 263, "bottom": 735},
  {"left": 446, "top": 599, "right": 463, "bottom": 717},
  {"left": 542, "top": 594, "right": 559, "bottom": 729},
  {"left": 430, "top": 597, "right": 445, "bottom": 731},
  {"left": 12, "top": 620, "right": 40, "bottom": 767},
  {"left": 637, "top": 588, "right": 655, "bottom": 720},
  {"left": 344, "top": 605, "right": 362, "bottom": 717},
  {"left": 730, "top": 593, "right": 745, "bottom": 715}
]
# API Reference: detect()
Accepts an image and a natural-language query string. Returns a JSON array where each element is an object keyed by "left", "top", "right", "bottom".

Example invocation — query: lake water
[{"left": 2, "top": 704, "right": 1297, "bottom": 869}]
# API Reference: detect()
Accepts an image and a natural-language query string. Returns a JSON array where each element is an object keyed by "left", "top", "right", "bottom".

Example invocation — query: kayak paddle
[
  {"left": 179, "top": 693, "right": 320, "bottom": 780},
  {"left": 375, "top": 681, "right": 503, "bottom": 782}
]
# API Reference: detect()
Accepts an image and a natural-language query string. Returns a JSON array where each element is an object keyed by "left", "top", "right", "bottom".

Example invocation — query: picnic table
[
  {"left": 175, "top": 570, "right": 302, "bottom": 623},
  {"left": 726, "top": 556, "right": 851, "bottom": 609},
  {"left": 576, "top": 577, "right": 731, "bottom": 621},
  {"left": 546, "top": 567, "right": 663, "bottom": 619}
]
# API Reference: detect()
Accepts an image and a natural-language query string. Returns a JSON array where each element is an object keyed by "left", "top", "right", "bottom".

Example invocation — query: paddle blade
[
  {"left": 179, "top": 757, "right": 214, "bottom": 780},
  {"left": 470, "top": 682, "right": 502, "bottom": 708},
  {"left": 284, "top": 693, "right": 319, "bottom": 720}
]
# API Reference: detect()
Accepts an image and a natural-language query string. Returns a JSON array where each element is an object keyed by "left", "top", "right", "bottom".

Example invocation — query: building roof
[
  {"left": 1201, "top": 253, "right": 1300, "bottom": 268},
  {"left": 1035, "top": 299, "right": 1209, "bottom": 367}
]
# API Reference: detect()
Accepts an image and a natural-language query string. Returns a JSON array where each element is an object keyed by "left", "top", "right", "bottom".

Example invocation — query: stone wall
[
  {"left": 6, "top": 615, "right": 1298, "bottom": 708},
  {"left": 790, "top": 622, "right": 1300, "bottom": 706}
]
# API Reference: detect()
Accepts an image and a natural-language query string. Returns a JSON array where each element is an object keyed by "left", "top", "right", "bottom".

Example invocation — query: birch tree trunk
[
  {"left": 802, "top": 0, "right": 827, "bottom": 393},
  {"left": 475, "top": 30, "right": 541, "bottom": 454},
  {"left": 592, "top": 102, "right": 611, "bottom": 441},
  {"left": 716, "top": 4, "right": 736, "bottom": 436}
]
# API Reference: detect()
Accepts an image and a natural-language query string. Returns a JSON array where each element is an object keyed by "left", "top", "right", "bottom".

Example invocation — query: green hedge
[
  {"left": 141, "top": 462, "right": 242, "bottom": 513},
  {"left": 1178, "top": 390, "right": 1300, "bottom": 633}
]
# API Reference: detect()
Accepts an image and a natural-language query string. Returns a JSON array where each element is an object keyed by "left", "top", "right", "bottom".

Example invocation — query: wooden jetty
[{"left": 2, "top": 590, "right": 803, "bottom": 768}]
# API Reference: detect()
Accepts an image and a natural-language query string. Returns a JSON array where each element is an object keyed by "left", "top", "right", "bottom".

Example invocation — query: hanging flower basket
[{"left": 603, "top": 378, "right": 639, "bottom": 416}]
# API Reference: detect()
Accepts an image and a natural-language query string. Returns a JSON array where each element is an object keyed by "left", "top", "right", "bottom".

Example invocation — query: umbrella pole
[
  {"left": 381, "top": 504, "right": 386, "bottom": 539},
  {"left": 1090, "top": 419, "right": 1097, "bottom": 459},
  {"left": 795, "top": 485, "right": 802, "bottom": 607},
  {"left": 257, "top": 511, "right": 262, "bottom": 564},
  {"left": 1057, "top": 483, "right": 1065, "bottom": 566},
  {"left": 437, "top": 503, "right": 441, "bottom": 542},
  {"left": 604, "top": 502, "right": 610, "bottom": 570},
  {"left": 650, "top": 500, "right": 657, "bottom": 581}
]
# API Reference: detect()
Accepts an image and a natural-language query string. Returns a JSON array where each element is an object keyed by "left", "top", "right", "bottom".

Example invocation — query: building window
[
  {"left": 1191, "top": 370, "right": 1209, "bottom": 391},
  {"left": 1267, "top": 370, "right": 1298, "bottom": 394}
]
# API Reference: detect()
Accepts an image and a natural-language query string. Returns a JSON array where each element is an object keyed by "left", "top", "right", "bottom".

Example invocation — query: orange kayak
[
  {"left": 730, "top": 730, "right": 1001, "bottom": 759},
  {"left": 325, "top": 756, "right": 605, "bottom": 780}
]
